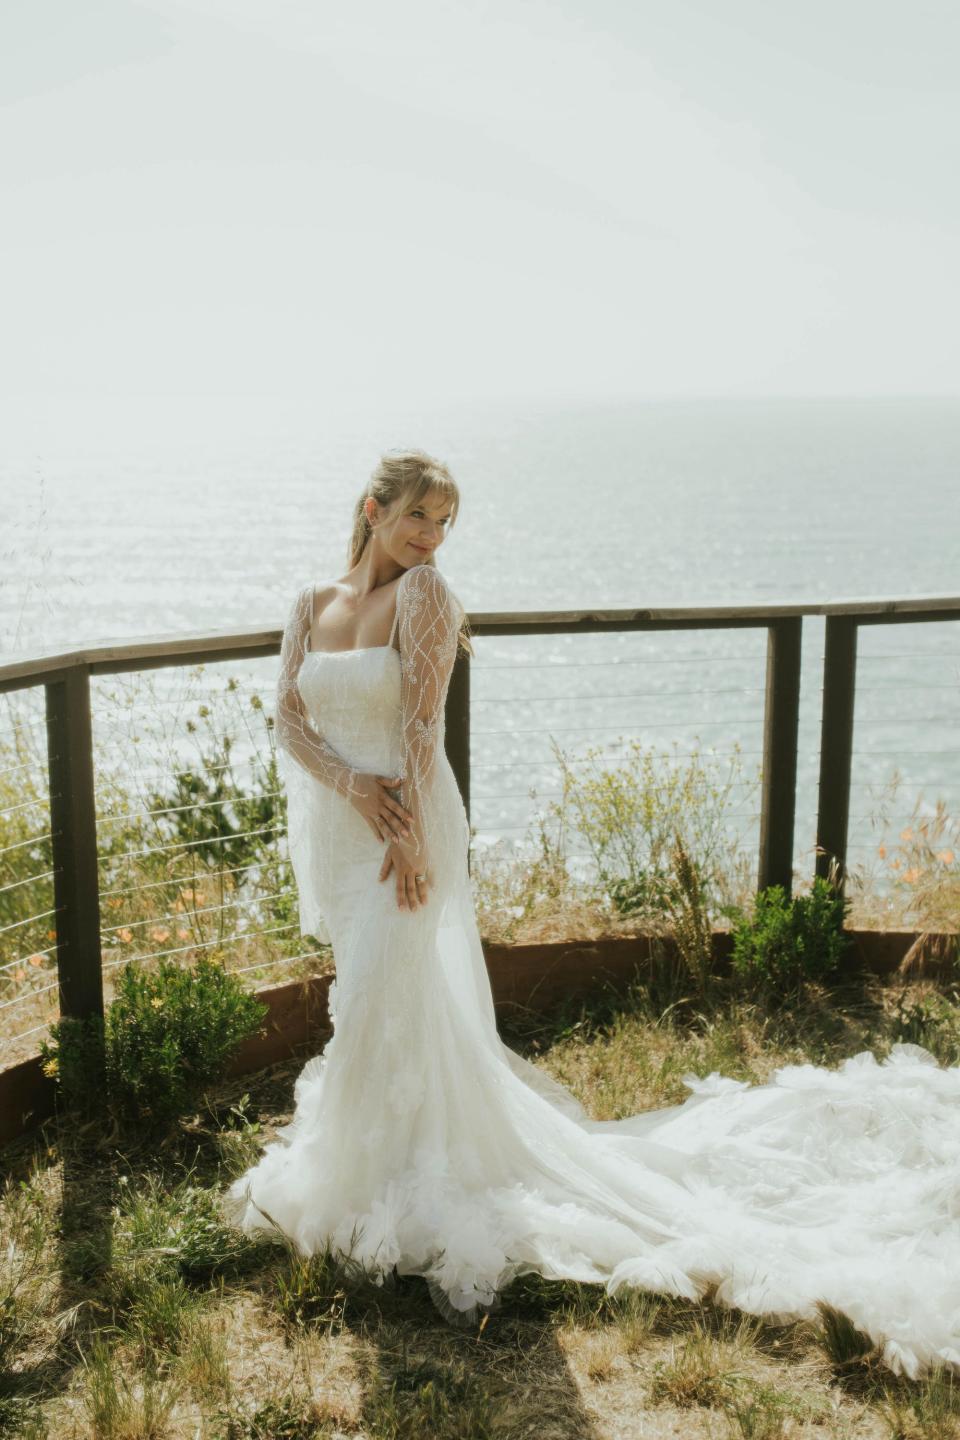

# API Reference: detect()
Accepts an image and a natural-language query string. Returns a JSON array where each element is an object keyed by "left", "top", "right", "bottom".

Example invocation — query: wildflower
[
  {"left": 938, "top": 849, "right": 955, "bottom": 866},
  {"left": 118, "top": 928, "right": 133, "bottom": 942},
  {"left": 13, "top": 969, "right": 25, "bottom": 982},
  {"left": 903, "top": 867, "right": 921, "bottom": 884},
  {"left": 118, "top": 1175, "right": 128, "bottom": 1187},
  {"left": 877, "top": 844, "right": 887, "bottom": 859},
  {"left": 177, "top": 928, "right": 190, "bottom": 940},
  {"left": 46, "top": 927, "right": 57, "bottom": 938},
  {"left": 42, "top": 1057, "right": 58, "bottom": 1078},
  {"left": 900, "top": 827, "right": 914, "bottom": 842},
  {"left": 28, "top": 954, "right": 44, "bottom": 967},
  {"left": 151, "top": 927, "right": 171, "bottom": 942},
  {"left": 150, "top": 996, "right": 164, "bottom": 1009}
]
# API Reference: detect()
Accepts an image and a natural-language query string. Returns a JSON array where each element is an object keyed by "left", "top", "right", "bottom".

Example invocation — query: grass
[{"left": 3, "top": 971, "right": 960, "bottom": 1438}]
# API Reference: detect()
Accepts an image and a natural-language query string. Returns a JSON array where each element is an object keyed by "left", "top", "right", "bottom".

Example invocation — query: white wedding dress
[{"left": 225, "top": 564, "right": 960, "bottom": 1379}]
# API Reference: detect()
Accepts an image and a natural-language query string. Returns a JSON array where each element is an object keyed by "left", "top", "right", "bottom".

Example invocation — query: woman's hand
[
  {"left": 378, "top": 838, "right": 432, "bottom": 910},
  {"left": 348, "top": 774, "right": 415, "bottom": 844}
]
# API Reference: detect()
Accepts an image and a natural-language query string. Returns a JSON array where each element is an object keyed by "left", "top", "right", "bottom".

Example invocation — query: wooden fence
[{"left": 1, "top": 593, "right": 958, "bottom": 1038}]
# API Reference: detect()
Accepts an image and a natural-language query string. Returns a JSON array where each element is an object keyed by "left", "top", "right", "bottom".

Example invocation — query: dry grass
[{"left": 3, "top": 973, "right": 960, "bottom": 1438}]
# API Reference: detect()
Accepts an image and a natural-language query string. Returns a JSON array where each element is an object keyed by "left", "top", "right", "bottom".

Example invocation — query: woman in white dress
[{"left": 226, "top": 449, "right": 960, "bottom": 1379}]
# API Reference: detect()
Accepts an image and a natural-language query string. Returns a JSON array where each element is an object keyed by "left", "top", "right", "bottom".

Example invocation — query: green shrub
[
  {"left": 40, "top": 955, "right": 268, "bottom": 1127},
  {"left": 550, "top": 738, "right": 757, "bottom": 927},
  {"left": 728, "top": 878, "right": 850, "bottom": 992}
]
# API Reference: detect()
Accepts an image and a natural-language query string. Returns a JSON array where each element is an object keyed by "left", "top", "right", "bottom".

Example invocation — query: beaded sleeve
[
  {"left": 396, "top": 565, "right": 463, "bottom": 863},
  {"left": 275, "top": 583, "right": 361, "bottom": 798}
]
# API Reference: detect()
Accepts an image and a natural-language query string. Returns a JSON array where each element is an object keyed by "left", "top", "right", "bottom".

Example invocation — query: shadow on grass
[{"left": 257, "top": 1242, "right": 605, "bottom": 1440}]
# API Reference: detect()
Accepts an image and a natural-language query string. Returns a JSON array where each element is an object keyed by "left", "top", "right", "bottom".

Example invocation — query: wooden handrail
[{"left": 2, "top": 592, "right": 959, "bottom": 693}]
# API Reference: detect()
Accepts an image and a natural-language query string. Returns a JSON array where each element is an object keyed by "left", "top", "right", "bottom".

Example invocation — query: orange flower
[
  {"left": 177, "top": 928, "right": 190, "bottom": 940},
  {"left": 118, "top": 928, "right": 133, "bottom": 942},
  {"left": 28, "top": 954, "right": 44, "bottom": 967},
  {"left": 13, "top": 969, "right": 26, "bottom": 982},
  {"left": 890, "top": 858, "right": 901, "bottom": 869},
  {"left": 46, "top": 928, "right": 57, "bottom": 939},
  {"left": 900, "top": 827, "right": 914, "bottom": 842},
  {"left": 151, "top": 927, "right": 171, "bottom": 943},
  {"left": 938, "top": 849, "right": 955, "bottom": 866},
  {"left": 903, "top": 867, "right": 921, "bottom": 884},
  {"left": 877, "top": 844, "right": 887, "bottom": 859}
]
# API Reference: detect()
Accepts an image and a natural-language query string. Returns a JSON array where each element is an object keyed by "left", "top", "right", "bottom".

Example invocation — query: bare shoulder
[{"left": 310, "top": 579, "right": 340, "bottom": 617}]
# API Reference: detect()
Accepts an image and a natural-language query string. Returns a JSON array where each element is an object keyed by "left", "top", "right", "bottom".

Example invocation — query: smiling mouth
[{"left": 409, "top": 543, "right": 431, "bottom": 553}]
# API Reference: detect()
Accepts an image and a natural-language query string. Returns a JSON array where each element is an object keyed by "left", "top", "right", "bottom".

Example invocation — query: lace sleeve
[
  {"left": 396, "top": 565, "right": 463, "bottom": 863},
  {"left": 275, "top": 584, "right": 360, "bottom": 798}
]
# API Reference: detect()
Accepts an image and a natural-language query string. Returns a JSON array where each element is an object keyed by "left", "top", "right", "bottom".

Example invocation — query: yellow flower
[
  {"left": 150, "top": 997, "right": 164, "bottom": 1009},
  {"left": 42, "top": 1058, "right": 58, "bottom": 1077}
]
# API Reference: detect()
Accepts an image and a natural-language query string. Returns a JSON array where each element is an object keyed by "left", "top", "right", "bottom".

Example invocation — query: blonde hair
[{"left": 348, "top": 449, "right": 473, "bottom": 656}]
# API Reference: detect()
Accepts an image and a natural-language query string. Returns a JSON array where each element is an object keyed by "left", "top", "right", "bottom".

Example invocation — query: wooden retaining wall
[{"left": 2, "top": 928, "right": 952, "bottom": 1150}]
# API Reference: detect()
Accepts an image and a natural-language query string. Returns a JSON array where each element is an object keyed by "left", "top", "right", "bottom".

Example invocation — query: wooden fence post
[
  {"left": 758, "top": 617, "right": 802, "bottom": 896},
  {"left": 815, "top": 615, "right": 858, "bottom": 895},
  {"left": 445, "top": 646, "right": 471, "bottom": 869},
  {"left": 45, "top": 668, "right": 104, "bottom": 1021}
]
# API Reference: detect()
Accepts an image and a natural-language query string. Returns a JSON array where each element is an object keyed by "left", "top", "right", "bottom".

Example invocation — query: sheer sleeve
[
  {"left": 275, "top": 584, "right": 360, "bottom": 798},
  {"left": 396, "top": 565, "right": 463, "bottom": 863}
]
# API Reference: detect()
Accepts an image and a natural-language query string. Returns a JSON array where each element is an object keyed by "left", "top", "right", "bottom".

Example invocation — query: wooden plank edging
[{"left": 1, "top": 929, "right": 954, "bottom": 1149}]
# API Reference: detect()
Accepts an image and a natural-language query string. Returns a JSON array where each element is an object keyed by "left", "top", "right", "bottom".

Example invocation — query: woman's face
[{"left": 374, "top": 489, "right": 453, "bottom": 567}]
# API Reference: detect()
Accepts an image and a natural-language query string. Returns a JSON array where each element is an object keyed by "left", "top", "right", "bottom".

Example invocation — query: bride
[{"left": 225, "top": 449, "right": 960, "bottom": 1379}]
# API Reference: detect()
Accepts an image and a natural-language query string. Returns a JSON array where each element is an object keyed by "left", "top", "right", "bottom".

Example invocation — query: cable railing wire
[
  {"left": 97, "top": 856, "right": 290, "bottom": 902},
  {"left": 0, "top": 832, "right": 58, "bottom": 860},
  {"left": 0, "top": 908, "right": 58, "bottom": 937},
  {"left": 97, "top": 823, "right": 282, "bottom": 865},
  {"left": 100, "top": 921, "right": 298, "bottom": 973},
  {"left": 0, "top": 980, "right": 59, "bottom": 1012},
  {"left": 471, "top": 685, "right": 766, "bottom": 705},
  {"left": 100, "top": 890, "right": 287, "bottom": 936},
  {"left": 96, "top": 790, "right": 283, "bottom": 828},
  {"left": 0, "top": 869, "right": 57, "bottom": 896}
]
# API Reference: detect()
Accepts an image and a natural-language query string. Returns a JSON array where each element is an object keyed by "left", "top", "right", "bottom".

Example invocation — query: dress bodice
[{"left": 297, "top": 646, "right": 403, "bottom": 774}]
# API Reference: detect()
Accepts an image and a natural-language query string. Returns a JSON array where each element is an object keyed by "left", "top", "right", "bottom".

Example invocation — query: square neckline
[{"left": 304, "top": 581, "right": 401, "bottom": 657}]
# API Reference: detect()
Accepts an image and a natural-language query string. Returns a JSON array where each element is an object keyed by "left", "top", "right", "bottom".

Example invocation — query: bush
[
  {"left": 729, "top": 878, "right": 850, "bottom": 993},
  {"left": 550, "top": 738, "right": 757, "bottom": 928},
  {"left": 40, "top": 955, "right": 268, "bottom": 1127}
]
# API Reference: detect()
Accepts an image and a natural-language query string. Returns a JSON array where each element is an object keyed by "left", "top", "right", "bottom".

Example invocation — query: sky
[{"left": 2, "top": 0, "right": 958, "bottom": 443}]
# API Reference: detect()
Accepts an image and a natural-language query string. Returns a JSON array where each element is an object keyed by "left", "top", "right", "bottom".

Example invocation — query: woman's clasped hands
[
  {"left": 348, "top": 773, "right": 413, "bottom": 845},
  {"left": 347, "top": 773, "right": 431, "bottom": 910},
  {"left": 378, "top": 832, "right": 432, "bottom": 911}
]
